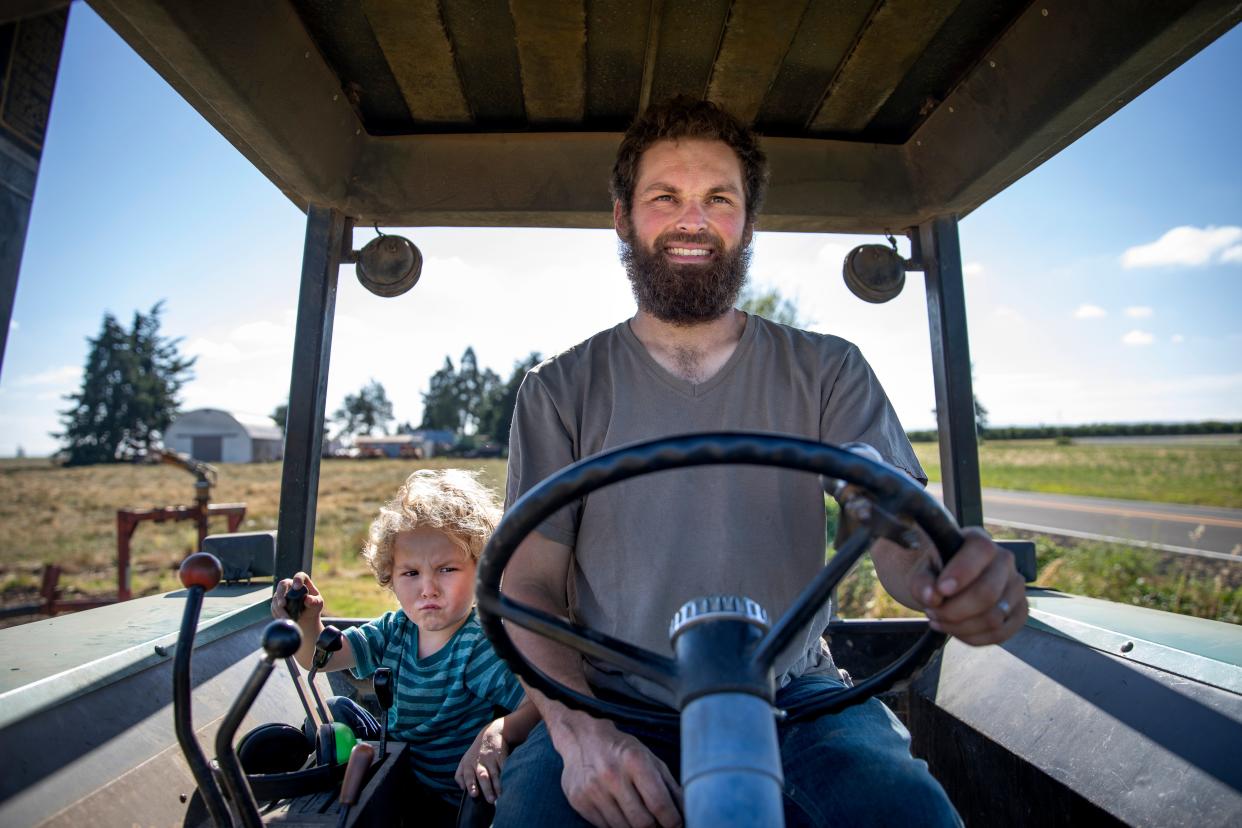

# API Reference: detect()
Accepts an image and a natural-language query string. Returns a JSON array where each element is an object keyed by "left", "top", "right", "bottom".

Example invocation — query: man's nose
[{"left": 676, "top": 200, "right": 707, "bottom": 232}]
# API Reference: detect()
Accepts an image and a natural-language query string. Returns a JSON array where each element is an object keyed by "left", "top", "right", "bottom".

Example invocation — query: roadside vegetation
[
  {"left": 1, "top": 438, "right": 1238, "bottom": 625},
  {"left": 835, "top": 534, "right": 1241, "bottom": 626}
]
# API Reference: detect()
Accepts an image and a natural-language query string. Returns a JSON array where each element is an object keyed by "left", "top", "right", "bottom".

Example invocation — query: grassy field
[
  {"left": 0, "top": 438, "right": 1238, "bottom": 625},
  {"left": 0, "top": 457, "right": 504, "bottom": 619},
  {"left": 912, "top": 439, "right": 1242, "bottom": 508}
]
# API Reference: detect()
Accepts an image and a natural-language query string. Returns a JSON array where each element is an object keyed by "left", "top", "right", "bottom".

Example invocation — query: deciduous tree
[
  {"left": 738, "top": 285, "right": 808, "bottom": 328},
  {"left": 334, "top": 380, "right": 394, "bottom": 437}
]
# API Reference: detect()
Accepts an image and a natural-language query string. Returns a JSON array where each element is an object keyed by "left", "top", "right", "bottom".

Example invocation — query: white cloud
[
  {"left": 993, "top": 306, "right": 1024, "bottom": 322},
  {"left": 963, "top": 262, "right": 985, "bottom": 277},
  {"left": 15, "top": 365, "right": 81, "bottom": 387},
  {"left": 1222, "top": 245, "right": 1242, "bottom": 264},
  {"left": 1124, "top": 306, "right": 1153, "bottom": 318},
  {"left": 1074, "top": 304, "right": 1107, "bottom": 319},
  {"left": 185, "top": 312, "right": 296, "bottom": 366},
  {"left": 1172, "top": 334, "right": 1185, "bottom": 344},
  {"left": 1122, "top": 330, "right": 1154, "bottom": 346},
  {"left": 815, "top": 241, "right": 857, "bottom": 271},
  {"left": 1120, "top": 225, "right": 1242, "bottom": 268},
  {"left": 186, "top": 337, "right": 245, "bottom": 362}
]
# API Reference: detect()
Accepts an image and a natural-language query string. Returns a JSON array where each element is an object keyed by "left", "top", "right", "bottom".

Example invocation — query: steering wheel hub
[{"left": 670, "top": 595, "right": 770, "bottom": 640}]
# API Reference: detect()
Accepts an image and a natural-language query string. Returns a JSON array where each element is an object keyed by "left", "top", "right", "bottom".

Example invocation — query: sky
[{"left": 2, "top": 5, "right": 1239, "bottom": 457}]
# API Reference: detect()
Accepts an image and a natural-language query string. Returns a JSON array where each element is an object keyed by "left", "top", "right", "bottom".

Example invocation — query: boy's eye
[{"left": 439, "top": 566, "right": 458, "bottom": 573}]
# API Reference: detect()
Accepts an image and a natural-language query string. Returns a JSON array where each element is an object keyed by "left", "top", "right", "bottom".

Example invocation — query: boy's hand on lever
[
  {"left": 272, "top": 572, "right": 324, "bottom": 623},
  {"left": 909, "top": 526, "right": 1028, "bottom": 646},
  {"left": 271, "top": 572, "right": 326, "bottom": 669},
  {"left": 548, "top": 709, "right": 682, "bottom": 828}
]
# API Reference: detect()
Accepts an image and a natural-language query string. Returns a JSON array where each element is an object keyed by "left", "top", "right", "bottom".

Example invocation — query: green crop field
[{"left": 1, "top": 438, "right": 1238, "bottom": 626}]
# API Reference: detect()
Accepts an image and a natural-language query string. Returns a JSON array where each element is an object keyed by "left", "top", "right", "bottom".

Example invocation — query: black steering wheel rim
[{"left": 477, "top": 431, "right": 963, "bottom": 727}]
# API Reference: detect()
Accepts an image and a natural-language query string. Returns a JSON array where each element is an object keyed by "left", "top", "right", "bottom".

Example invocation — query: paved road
[{"left": 926, "top": 484, "right": 1242, "bottom": 561}]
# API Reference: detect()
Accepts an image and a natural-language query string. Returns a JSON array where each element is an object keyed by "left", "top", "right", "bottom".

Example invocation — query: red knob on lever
[{"left": 179, "top": 552, "right": 223, "bottom": 591}]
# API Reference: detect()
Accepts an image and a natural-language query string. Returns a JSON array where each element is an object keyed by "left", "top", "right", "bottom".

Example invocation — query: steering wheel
[{"left": 476, "top": 431, "right": 963, "bottom": 728}]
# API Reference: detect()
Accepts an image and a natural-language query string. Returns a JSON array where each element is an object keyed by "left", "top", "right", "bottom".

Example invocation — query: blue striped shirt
[{"left": 344, "top": 608, "right": 525, "bottom": 799}]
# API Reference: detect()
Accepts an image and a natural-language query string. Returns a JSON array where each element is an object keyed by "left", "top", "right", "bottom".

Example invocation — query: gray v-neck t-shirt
[{"left": 505, "top": 314, "right": 924, "bottom": 705}]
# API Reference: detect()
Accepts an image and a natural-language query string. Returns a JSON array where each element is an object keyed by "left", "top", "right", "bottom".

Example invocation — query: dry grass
[{"left": 0, "top": 457, "right": 505, "bottom": 617}]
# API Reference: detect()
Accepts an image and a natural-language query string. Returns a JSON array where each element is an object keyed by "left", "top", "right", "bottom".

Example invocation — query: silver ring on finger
[{"left": 997, "top": 598, "right": 1012, "bottom": 619}]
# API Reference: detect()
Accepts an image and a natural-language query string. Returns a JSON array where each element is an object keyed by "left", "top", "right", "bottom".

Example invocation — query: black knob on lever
[
  {"left": 307, "top": 625, "right": 344, "bottom": 723},
  {"left": 314, "top": 626, "right": 345, "bottom": 668},
  {"left": 215, "top": 620, "right": 303, "bottom": 828},
  {"left": 173, "top": 553, "right": 232, "bottom": 828},
  {"left": 284, "top": 583, "right": 308, "bottom": 622},
  {"left": 372, "top": 667, "right": 393, "bottom": 762}
]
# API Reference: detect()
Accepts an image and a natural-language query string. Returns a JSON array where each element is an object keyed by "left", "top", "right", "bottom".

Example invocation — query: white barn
[{"left": 164, "top": 409, "right": 283, "bottom": 463}]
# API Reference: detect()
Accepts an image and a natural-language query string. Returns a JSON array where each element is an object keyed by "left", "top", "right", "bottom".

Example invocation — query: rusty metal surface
[{"left": 81, "top": 0, "right": 1241, "bottom": 230}]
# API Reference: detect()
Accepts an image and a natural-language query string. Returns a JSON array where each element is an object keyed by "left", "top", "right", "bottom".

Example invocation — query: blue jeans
[
  {"left": 326, "top": 696, "right": 383, "bottom": 739},
  {"left": 493, "top": 675, "right": 961, "bottom": 828}
]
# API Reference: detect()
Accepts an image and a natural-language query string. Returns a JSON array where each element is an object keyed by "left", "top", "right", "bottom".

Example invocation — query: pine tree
[
  {"left": 456, "top": 347, "right": 500, "bottom": 435},
  {"left": 419, "top": 356, "right": 463, "bottom": 432},
  {"left": 57, "top": 303, "right": 195, "bottom": 465},
  {"left": 477, "top": 352, "right": 542, "bottom": 446}
]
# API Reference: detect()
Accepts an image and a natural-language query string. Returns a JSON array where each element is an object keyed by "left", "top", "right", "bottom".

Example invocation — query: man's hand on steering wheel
[
  {"left": 908, "top": 526, "right": 1029, "bottom": 646},
  {"left": 549, "top": 710, "right": 682, "bottom": 828}
]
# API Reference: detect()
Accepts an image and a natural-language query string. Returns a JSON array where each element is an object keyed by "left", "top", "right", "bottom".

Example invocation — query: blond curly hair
[{"left": 362, "top": 469, "right": 501, "bottom": 589}]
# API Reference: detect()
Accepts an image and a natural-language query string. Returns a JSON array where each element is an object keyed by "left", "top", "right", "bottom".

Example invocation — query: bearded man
[{"left": 491, "top": 97, "right": 1027, "bottom": 828}]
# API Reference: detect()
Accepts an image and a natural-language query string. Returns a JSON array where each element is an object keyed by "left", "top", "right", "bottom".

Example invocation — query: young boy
[{"left": 272, "top": 468, "right": 537, "bottom": 819}]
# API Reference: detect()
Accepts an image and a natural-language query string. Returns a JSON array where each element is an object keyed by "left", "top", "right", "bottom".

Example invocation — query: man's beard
[{"left": 619, "top": 228, "right": 751, "bottom": 325}]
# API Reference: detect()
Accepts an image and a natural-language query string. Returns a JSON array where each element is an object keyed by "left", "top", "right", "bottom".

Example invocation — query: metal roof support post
[
  {"left": 0, "top": 11, "right": 68, "bottom": 380},
  {"left": 917, "top": 215, "right": 983, "bottom": 526},
  {"left": 275, "top": 205, "right": 350, "bottom": 579}
]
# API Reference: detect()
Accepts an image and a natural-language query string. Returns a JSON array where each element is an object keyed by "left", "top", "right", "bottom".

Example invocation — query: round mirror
[
  {"left": 843, "top": 244, "right": 906, "bottom": 304},
  {"left": 355, "top": 234, "right": 423, "bottom": 297}
]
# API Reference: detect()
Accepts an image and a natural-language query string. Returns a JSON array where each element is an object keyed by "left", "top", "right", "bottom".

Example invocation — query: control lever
[
  {"left": 172, "top": 553, "right": 233, "bottom": 828},
  {"left": 307, "top": 625, "right": 344, "bottom": 723},
  {"left": 279, "top": 581, "right": 318, "bottom": 731},
  {"left": 285, "top": 658, "right": 320, "bottom": 734},
  {"left": 335, "top": 742, "right": 376, "bottom": 828},
  {"left": 215, "top": 620, "right": 302, "bottom": 828},
  {"left": 372, "top": 667, "right": 393, "bottom": 761}
]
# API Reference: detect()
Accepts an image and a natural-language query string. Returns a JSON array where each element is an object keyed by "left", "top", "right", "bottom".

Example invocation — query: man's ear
[{"left": 613, "top": 200, "right": 629, "bottom": 237}]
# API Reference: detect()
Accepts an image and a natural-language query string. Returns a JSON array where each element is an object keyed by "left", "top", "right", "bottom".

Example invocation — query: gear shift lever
[
  {"left": 372, "top": 667, "right": 393, "bottom": 761},
  {"left": 172, "top": 553, "right": 232, "bottom": 828},
  {"left": 214, "top": 620, "right": 302, "bottom": 828}
]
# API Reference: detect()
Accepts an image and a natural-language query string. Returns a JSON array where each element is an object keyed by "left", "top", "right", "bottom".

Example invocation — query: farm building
[{"left": 164, "top": 409, "right": 283, "bottom": 463}]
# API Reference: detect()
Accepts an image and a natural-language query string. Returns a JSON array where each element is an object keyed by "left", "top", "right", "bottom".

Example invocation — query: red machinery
[{"left": 115, "top": 449, "right": 247, "bottom": 601}]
